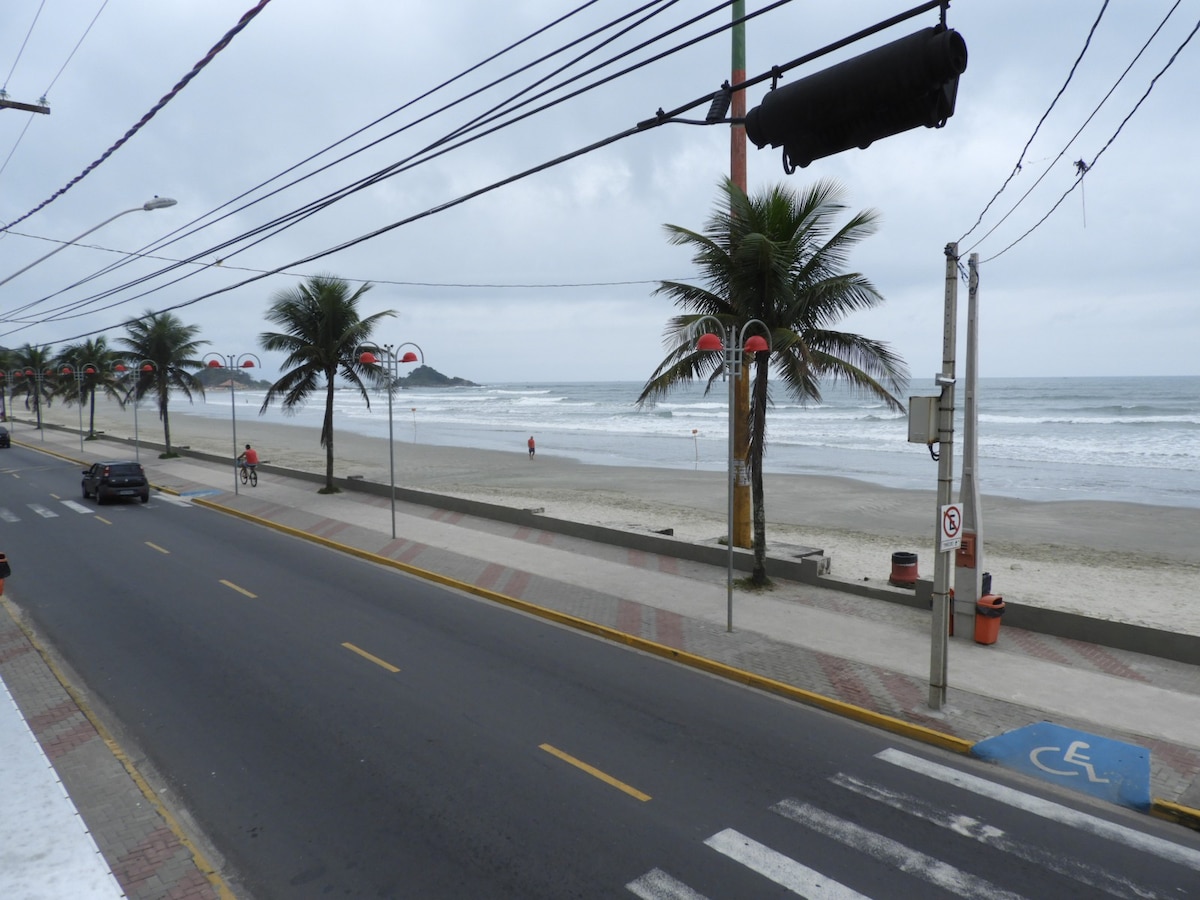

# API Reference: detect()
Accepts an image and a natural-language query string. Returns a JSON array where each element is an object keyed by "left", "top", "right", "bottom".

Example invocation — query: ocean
[{"left": 189, "top": 376, "right": 1200, "bottom": 510}]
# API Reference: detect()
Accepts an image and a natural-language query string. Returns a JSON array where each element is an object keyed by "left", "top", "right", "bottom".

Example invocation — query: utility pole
[
  {"left": 954, "top": 253, "right": 982, "bottom": 637},
  {"left": 731, "top": 1, "right": 752, "bottom": 549},
  {"left": 929, "top": 243, "right": 958, "bottom": 710}
]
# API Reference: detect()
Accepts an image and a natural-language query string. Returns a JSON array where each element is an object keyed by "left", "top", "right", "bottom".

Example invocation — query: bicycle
[{"left": 238, "top": 463, "right": 258, "bottom": 487}]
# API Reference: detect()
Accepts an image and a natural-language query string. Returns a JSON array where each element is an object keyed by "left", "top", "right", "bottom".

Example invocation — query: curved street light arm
[{"left": 0, "top": 198, "right": 177, "bottom": 290}]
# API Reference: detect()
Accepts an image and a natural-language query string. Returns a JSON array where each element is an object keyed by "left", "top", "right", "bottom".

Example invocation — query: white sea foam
[{"left": 187, "top": 376, "right": 1200, "bottom": 508}]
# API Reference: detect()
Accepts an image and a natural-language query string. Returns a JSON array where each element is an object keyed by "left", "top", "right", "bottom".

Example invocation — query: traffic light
[{"left": 744, "top": 26, "right": 967, "bottom": 170}]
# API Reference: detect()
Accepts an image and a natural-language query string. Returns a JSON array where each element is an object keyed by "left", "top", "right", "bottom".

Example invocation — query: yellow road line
[
  {"left": 145, "top": 542, "right": 169, "bottom": 555},
  {"left": 341, "top": 642, "right": 400, "bottom": 673},
  {"left": 95, "top": 516, "right": 113, "bottom": 525},
  {"left": 539, "top": 743, "right": 651, "bottom": 802},
  {"left": 219, "top": 579, "right": 256, "bottom": 599},
  {"left": 191, "top": 497, "right": 976, "bottom": 755}
]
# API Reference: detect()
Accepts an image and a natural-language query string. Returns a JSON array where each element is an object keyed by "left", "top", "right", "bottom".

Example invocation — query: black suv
[
  {"left": 0, "top": 425, "right": 9, "bottom": 448},
  {"left": 82, "top": 461, "right": 150, "bottom": 504}
]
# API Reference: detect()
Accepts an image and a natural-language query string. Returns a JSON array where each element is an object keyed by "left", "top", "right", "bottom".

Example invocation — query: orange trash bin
[
  {"left": 974, "top": 594, "right": 1005, "bottom": 644},
  {"left": 889, "top": 551, "right": 919, "bottom": 587}
]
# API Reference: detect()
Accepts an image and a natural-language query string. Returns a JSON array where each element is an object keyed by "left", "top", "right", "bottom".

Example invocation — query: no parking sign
[{"left": 939, "top": 503, "right": 963, "bottom": 552}]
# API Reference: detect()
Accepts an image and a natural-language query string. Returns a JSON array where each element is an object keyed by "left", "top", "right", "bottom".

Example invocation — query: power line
[
  {"left": 964, "top": 0, "right": 1182, "bottom": 256},
  {"left": 0, "top": 0, "right": 274, "bottom": 234},
  {"left": 4, "top": 1, "right": 749, "bottom": 332},
  {"left": 1, "top": 0, "right": 47, "bottom": 90},
  {"left": 3, "top": 0, "right": 698, "bottom": 325},
  {"left": 981, "top": 13, "right": 1200, "bottom": 264},
  {"left": 956, "top": 0, "right": 1111, "bottom": 245},
  {"left": 0, "top": 229, "right": 680, "bottom": 298},
  {"left": 0, "top": 0, "right": 112, "bottom": 183}
]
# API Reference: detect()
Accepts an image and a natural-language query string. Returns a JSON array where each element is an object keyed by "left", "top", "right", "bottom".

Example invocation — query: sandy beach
[{"left": 23, "top": 396, "right": 1200, "bottom": 637}]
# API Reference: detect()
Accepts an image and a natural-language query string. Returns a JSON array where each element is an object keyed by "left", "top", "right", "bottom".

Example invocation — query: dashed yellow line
[
  {"left": 219, "top": 579, "right": 256, "bottom": 599},
  {"left": 145, "top": 542, "right": 169, "bottom": 555},
  {"left": 94, "top": 516, "right": 113, "bottom": 525},
  {"left": 539, "top": 743, "right": 651, "bottom": 802},
  {"left": 341, "top": 642, "right": 400, "bottom": 673}
]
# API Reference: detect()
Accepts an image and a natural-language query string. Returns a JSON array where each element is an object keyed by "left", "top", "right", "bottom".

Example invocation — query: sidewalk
[{"left": 3, "top": 427, "right": 1199, "bottom": 897}]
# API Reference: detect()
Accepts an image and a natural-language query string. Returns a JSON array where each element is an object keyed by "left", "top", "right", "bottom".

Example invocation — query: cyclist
[{"left": 237, "top": 443, "right": 259, "bottom": 479}]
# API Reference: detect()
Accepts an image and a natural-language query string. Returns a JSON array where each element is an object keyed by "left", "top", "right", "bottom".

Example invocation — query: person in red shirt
[
  {"left": 238, "top": 443, "right": 259, "bottom": 471},
  {"left": 527, "top": 436, "right": 535, "bottom": 459}
]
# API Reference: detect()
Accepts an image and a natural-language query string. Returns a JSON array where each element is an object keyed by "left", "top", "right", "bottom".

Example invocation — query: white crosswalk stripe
[
  {"left": 830, "top": 772, "right": 1163, "bottom": 899},
  {"left": 627, "top": 745, "right": 1195, "bottom": 898},
  {"left": 0, "top": 508, "right": 18, "bottom": 522},
  {"left": 60, "top": 500, "right": 93, "bottom": 514},
  {"left": 27, "top": 504, "right": 58, "bottom": 518},
  {"left": 625, "top": 867, "right": 710, "bottom": 900},
  {"left": 877, "top": 748, "right": 1200, "bottom": 871},
  {"left": 771, "top": 799, "right": 1026, "bottom": 900},
  {"left": 704, "top": 828, "right": 872, "bottom": 898}
]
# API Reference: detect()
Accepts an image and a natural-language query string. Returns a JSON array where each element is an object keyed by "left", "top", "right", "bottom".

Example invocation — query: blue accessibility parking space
[{"left": 972, "top": 721, "right": 1150, "bottom": 810}]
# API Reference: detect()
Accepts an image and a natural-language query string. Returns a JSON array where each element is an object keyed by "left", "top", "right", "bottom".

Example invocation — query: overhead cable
[
  {"left": 964, "top": 0, "right": 1182, "bottom": 256},
  {"left": 0, "top": 0, "right": 274, "bottom": 234},
  {"left": 981, "top": 14, "right": 1200, "bottom": 264},
  {"left": 956, "top": 0, "right": 1111, "bottom": 245}
]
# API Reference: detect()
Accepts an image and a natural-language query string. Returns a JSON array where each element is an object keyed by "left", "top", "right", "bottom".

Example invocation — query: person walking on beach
[{"left": 527, "top": 435, "right": 536, "bottom": 459}]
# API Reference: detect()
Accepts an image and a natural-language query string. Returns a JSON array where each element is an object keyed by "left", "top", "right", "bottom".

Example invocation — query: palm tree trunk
[
  {"left": 87, "top": 387, "right": 97, "bottom": 438},
  {"left": 750, "top": 357, "right": 771, "bottom": 585},
  {"left": 159, "top": 379, "right": 173, "bottom": 455},
  {"left": 322, "top": 377, "right": 336, "bottom": 492}
]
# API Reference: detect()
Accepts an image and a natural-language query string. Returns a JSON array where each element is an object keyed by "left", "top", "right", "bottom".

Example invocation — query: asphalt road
[{"left": 3, "top": 445, "right": 1198, "bottom": 898}]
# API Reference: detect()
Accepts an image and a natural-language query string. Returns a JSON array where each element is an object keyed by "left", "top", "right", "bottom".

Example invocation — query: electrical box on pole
[
  {"left": 907, "top": 395, "right": 941, "bottom": 445},
  {"left": 744, "top": 26, "right": 967, "bottom": 171}
]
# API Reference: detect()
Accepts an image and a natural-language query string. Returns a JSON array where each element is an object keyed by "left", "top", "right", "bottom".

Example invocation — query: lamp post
[
  {"left": 0, "top": 370, "right": 16, "bottom": 432},
  {"left": 0, "top": 197, "right": 177, "bottom": 289},
  {"left": 16, "top": 367, "right": 53, "bottom": 441},
  {"left": 59, "top": 362, "right": 99, "bottom": 453},
  {"left": 357, "top": 343, "right": 423, "bottom": 539},
  {"left": 692, "top": 317, "right": 771, "bottom": 633},
  {"left": 113, "top": 361, "right": 156, "bottom": 463},
  {"left": 203, "top": 353, "right": 260, "bottom": 496}
]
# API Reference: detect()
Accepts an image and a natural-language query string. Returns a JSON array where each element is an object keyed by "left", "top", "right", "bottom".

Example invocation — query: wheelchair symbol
[{"left": 1029, "top": 740, "right": 1111, "bottom": 783}]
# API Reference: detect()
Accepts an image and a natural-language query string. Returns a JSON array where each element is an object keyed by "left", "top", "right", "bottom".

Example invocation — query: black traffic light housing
[{"left": 745, "top": 25, "right": 967, "bottom": 171}]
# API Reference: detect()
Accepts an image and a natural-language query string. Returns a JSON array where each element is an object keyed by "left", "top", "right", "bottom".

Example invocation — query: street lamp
[
  {"left": 16, "top": 367, "right": 53, "bottom": 442},
  {"left": 59, "top": 362, "right": 99, "bottom": 454},
  {"left": 0, "top": 370, "right": 16, "bottom": 432},
  {"left": 204, "top": 353, "right": 260, "bottom": 496},
  {"left": 0, "top": 197, "right": 178, "bottom": 289},
  {"left": 357, "top": 342, "right": 423, "bottom": 539},
  {"left": 692, "top": 317, "right": 771, "bottom": 633},
  {"left": 113, "top": 361, "right": 156, "bottom": 462}
]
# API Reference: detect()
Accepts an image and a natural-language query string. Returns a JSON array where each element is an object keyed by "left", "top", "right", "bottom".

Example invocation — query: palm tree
[
  {"left": 638, "top": 178, "right": 909, "bottom": 585},
  {"left": 117, "top": 311, "right": 209, "bottom": 457},
  {"left": 8, "top": 344, "right": 56, "bottom": 430},
  {"left": 258, "top": 274, "right": 394, "bottom": 493},
  {"left": 53, "top": 337, "right": 125, "bottom": 439}
]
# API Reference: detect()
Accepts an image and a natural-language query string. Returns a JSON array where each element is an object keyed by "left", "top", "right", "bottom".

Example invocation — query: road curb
[
  {"left": 195, "top": 494, "right": 1200, "bottom": 829},
  {"left": 1151, "top": 798, "right": 1200, "bottom": 832},
  {"left": 194, "top": 496, "right": 976, "bottom": 756},
  {"left": 0, "top": 594, "right": 240, "bottom": 898}
]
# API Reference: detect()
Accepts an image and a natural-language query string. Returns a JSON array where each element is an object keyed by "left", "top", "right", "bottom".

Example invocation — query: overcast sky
[{"left": 1, "top": 0, "right": 1196, "bottom": 385}]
